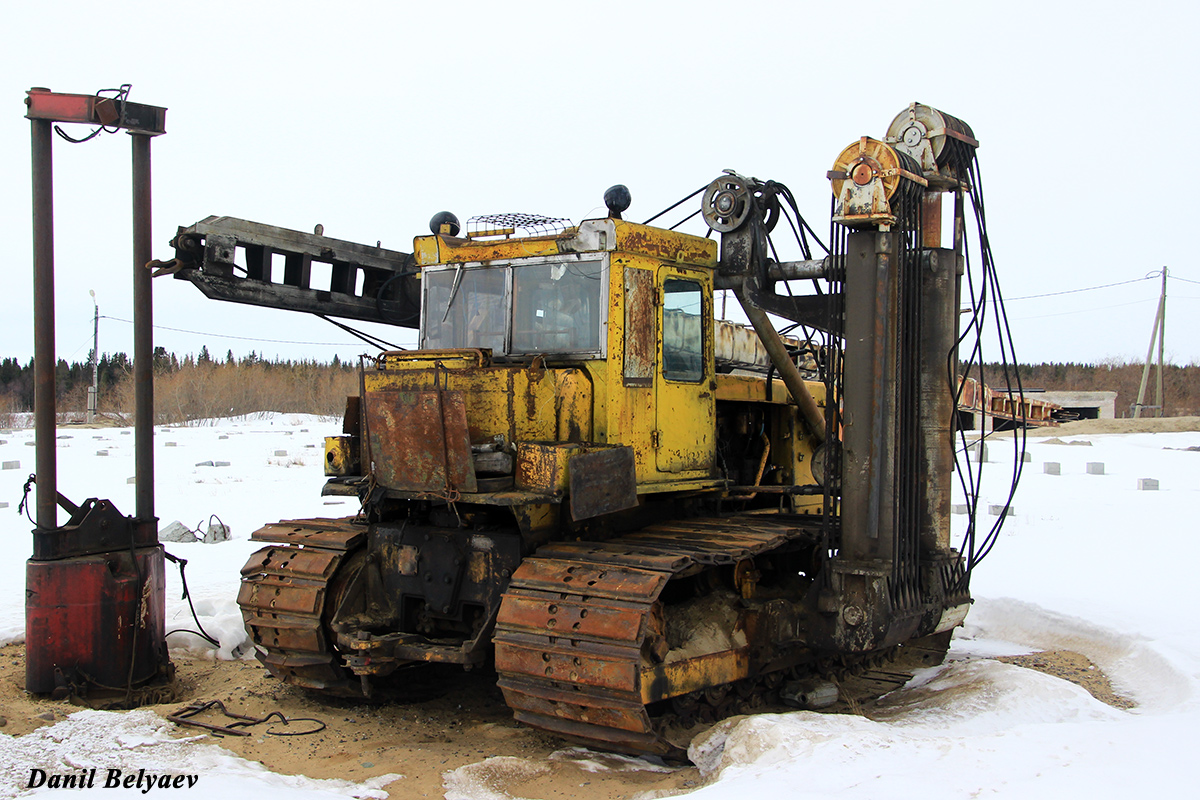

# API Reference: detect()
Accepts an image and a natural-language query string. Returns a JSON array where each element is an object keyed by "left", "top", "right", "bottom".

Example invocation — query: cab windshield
[{"left": 421, "top": 258, "right": 604, "bottom": 355}]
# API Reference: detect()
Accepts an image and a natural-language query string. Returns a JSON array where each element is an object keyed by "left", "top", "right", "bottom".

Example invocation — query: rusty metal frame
[{"left": 25, "top": 86, "right": 166, "bottom": 531}]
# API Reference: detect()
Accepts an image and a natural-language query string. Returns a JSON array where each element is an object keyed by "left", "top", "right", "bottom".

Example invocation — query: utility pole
[
  {"left": 1133, "top": 268, "right": 1167, "bottom": 418},
  {"left": 87, "top": 289, "right": 99, "bottom": 423}
]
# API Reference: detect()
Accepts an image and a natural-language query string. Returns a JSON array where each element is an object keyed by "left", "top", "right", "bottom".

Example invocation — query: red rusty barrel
[{"left": 25, "top": 545, "right": 166, "bottom": 695}]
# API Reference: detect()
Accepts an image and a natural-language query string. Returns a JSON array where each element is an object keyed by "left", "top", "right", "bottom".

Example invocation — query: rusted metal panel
[
  {"left": 245, "top": 548, "right": 343, "bottom": 581},
  {"left": 493, "top": 635, "right": 640, "bottom": 692},
  {"left": 569, "top": 446, "right": 638, "bottom": 521},
  {"left": 498, "top": 680, "right": 653, "bottom": 733},
  {"left": 365, "top": 389, "right": 478, "bottom": 494},
  {"left": 612, "top": 222, "right": 717, "bottom": 266},
  {"left": 237, "top": 575, "right": 325, "bottom": 616},
  {"left": 243, "top": 613, "right": 326, "bottom": 653},
  {"left": 508, "top": 709, "right": 668, "bottom": 755},
  {"left": 535, "top": 541, "right": 693, "bottom": 573},
  {"left": 324, "top": 436, "right": 358, "bottom": 476},
  {"left": 415, "top": 232, "right": 569, "bottom": 265},
  {"left": 497, "top": 592, "right": 646, "bottom": 643},
  {"left": 249, "top": 519, "right": 366, "bottom": 550},
  {"left": 623, "top": 268, "right": 655, "bottom": 386},
  {"left": 555, "top": 369, "right": 593, "bottom": 442},
  {"left": 258, "top": 651, "right": 344, "bottom": 688},
  {"left": 506, "top": 558, "right": 668, "bottom": 602},
  {"left": 25, "top": 88, "right": 167, "bottom": 135},
  {"left": 366, "top": 358, "right": 566, "bottom": 447},
  {"left": 514, "top": 442, "right": 580, "bottom": 493},
  {"left": 24, "top": 547, "right": 166, "bottom": 694},
  {"left": 639, "top": 648, "right": 751, "bottom": 703}
]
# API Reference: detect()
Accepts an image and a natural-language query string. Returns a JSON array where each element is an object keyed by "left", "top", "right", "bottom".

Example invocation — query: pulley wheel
[{"left": 702, "top": 174, "right": 753, "bottom": 232}]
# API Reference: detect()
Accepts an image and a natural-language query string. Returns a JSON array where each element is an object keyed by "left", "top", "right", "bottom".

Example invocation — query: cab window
[
  {"left": 510, "top": 260, "right": 603, "bottom": 354},
  {"left": 662, "top": 278, "right": 703, "bottom": 381}
]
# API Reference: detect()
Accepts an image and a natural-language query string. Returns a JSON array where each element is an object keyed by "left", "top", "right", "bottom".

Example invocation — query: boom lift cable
[
  {"left": 316, "top": 314, "right": 403, "bottom": 351},
  {"left": 641, "top": 185, "right": 709, "bottom": 226}
]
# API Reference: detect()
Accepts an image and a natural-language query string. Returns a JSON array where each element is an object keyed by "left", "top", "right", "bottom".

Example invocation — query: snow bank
[{"left": 3, "top": 420, "right": 1199, "bottom": 798}]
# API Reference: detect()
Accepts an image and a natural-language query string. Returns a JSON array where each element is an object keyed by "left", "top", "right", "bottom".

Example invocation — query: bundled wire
[
  {"left": 949, "top": 151, "right": 1027, "bottom": 591},
  {"left": 54, "top": 84, "right": 132, "bottom": 144}
]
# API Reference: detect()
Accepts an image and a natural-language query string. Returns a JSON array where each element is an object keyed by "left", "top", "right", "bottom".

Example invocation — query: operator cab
[{"left": 420, "top": 256, "right": 606, "bottom": 357}]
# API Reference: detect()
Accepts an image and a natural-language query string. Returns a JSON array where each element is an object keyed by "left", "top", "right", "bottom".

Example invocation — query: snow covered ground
[{"left": 2, "top": 416, "right": 1198, "bottom": 798}]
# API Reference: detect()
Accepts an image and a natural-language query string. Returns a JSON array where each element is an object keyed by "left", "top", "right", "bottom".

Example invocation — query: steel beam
[
  {"left": 31, "top": 117, "right": 56, "bottom": 531},
  {"left": 132, "top": 134, "right": 154, "bottom": 522}
]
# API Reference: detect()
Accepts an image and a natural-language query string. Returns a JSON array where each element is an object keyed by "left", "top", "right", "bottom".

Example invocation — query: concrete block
[
  {"left": 0, "top": 501, "right": 7, "bottom": 509},
  {"left": 126, "top": 476, "right": 136, "bottom": 484},
  {"left": 159, "top": 520, "right": 198, "bottom": 543},
  {"left": 214, "top": 461, "right": 231, "bottom": 467},
  {"left": 195, "top": 460, "right": 214, "bottom": 467},
  {"left": 1044, "top": 462, "right": 1061, "bottom": 475},
  {"left": 203, "top": 521, "right": 231, "bottom": 543},
  {"left": 1138, "top": 478, "right": 1159, "bottom": 491},
  {"left": 25, "top": 441, "right": 35, "bottom": 447},
  {"left": 951, "top": 504, "right": 970, "bottom": 515},
  {"left": 0, "top": 440, "right": 7, "bottom": 445},
  {"left": 301, "top": 429, "right": 309, "bottom": 432},
  {"left": 973, "top": 442, "right": 988, "bottom": 463},
  {"left": 218, "top": 435, "right": 229, "bottom": 440},
  {"left": 121, "top": 431, "right": 131, "bottom": 435},
  {"left": 1086, "top": 462, "right": 1105, "bottom": 475},
  {"left": 1021, "top": 451, "right": 1032, "bottom": 463},
  {"left": 988, "top": 504, "right": 1015, "bottom": 517},
  {"left": 165, "top": 441, "right": 177, "bottom": 447},
  {"left": 274, "top": 450, "right": 288, "bottom": 456},
  {"left": 96, "top": 450, "right": 108, "bottom": 457},
  {"left": 2, "top": 461, "right": 19, "bottom": 470}
]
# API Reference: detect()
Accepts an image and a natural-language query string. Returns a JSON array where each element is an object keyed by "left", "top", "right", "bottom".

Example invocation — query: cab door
[{"left": 654, "top": 268, "right": 715, "bottom": 474}]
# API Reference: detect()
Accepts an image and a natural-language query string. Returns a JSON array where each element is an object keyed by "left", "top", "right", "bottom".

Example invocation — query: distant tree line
[
  {"left": 2, "top": 352, "right": 1195, "bottom": 423},
  {"left": 0, "top": 347, "right": 357, "bottom": 424},
  {"left": 975, "top": 360, "right": 1200, "bottom": 417}
]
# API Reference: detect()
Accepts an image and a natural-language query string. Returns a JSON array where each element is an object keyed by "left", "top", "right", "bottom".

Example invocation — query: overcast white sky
[{"left": 2, "top": 1, "right": 1197, "bottom": 367}]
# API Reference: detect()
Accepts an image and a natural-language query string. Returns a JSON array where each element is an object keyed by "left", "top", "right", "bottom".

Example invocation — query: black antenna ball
[
  {"left": 430, "top": 211, "right": 461, "bottom": 236},
  {"left": 604, "top": 185, "right": 631, "bottom": 219}
]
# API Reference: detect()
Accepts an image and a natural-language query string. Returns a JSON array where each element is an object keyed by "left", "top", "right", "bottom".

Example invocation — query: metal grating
[{"left": 466, "top": 213, "right": 572, "bottom": 239}]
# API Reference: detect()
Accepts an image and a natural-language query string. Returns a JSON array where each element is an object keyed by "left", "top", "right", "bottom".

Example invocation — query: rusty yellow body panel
[
  {"left": 323, "top": 435, "right": 357, "bottom": 476},
  {"left": 514, "top": 442, "right": 581, "bottom": 493},
  {"left": 640, "top": 648, "right": 751, "bottom": 703},
  {"left": 715, "top": 373, "right": 827, "bottom": 406},
  {"left": 364, "top": 358, "right": 592, "bottom": 448},
  {"left": 412, "top": 219, "right": 718, "bottom": 268}
]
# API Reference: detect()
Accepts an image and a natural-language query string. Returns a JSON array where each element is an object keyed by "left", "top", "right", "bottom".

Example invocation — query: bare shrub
[{"left": 107, "top": 361, "right": 357, "bottom": 424}]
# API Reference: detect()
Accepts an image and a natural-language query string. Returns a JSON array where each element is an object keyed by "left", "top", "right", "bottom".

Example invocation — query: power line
[
  {"left": 1004, "top": 276, "right": 1153, "bottom": 301},
  {"left": 100, "top": 315, "right": 386, "bottom": 347},
  {"left": 1011, "top": 298, "right": 1154, "bottom": 321}
]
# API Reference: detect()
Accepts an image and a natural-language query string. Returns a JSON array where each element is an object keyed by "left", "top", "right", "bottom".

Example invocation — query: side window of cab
[{"left": 662, "top": 278, "right": 703, "bottom": 382}]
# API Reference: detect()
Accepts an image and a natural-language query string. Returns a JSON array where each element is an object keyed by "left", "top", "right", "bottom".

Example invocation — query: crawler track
[
  {"left": 493, "top": 515, "right": 949, "bottom": 758},
  {"left": 237, "top": 518, "right": 368, "bottom": 696},
  {"left": 239, "top": 515, "right": 953, "bottom": 759}
]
